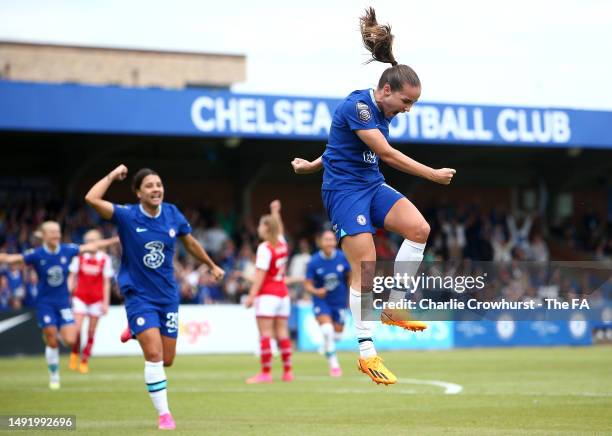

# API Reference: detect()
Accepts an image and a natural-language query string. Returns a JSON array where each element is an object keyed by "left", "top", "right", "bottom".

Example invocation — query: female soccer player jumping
[
  {"left": 0, "top": 222, "right": 117, "bottom": 390},
  {"left": 244, "top": 200, "right": 293, "bottom": 384},
  {"left": 304, "top": 230, "right": 351, "bottom": 377},
  {"left": 85, "top": 164, "right": 225, "bottom": 430},
  {"left": 68, "top": 229, "right": 114, "bottom": 374},
  {"left": 292, "top": 8, "right": 455, "bottom": 385}
]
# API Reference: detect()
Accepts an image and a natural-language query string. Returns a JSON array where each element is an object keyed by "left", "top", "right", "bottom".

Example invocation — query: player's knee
[
  {"left": 163, "top": 357, "right": 174, "bottom": 367},
  {"left": 145, "top": 349, "right": 163, "bottom": 362},
  {"left": 408, "top": 220, "right": 430, "bottom": 242}
]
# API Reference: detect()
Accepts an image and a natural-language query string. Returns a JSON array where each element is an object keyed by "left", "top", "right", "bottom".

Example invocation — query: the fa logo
[
  {"left": 169, "top": 228, "right": 176, "bottom": 238},
  {"left": 357, "top": 215, "right": 367, "bottom": 226},
  {"left": 363, "top": 151, "right": 377, "bottom": 164}
]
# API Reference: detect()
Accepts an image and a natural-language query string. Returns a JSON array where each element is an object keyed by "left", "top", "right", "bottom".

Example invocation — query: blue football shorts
[{"left": 322, "top": 182, "right": 405, "bottom": 241}]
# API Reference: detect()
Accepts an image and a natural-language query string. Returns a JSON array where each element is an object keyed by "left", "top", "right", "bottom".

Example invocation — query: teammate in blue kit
[
  {"left": 304, "top": 230, "right": 351, "bottom": 377},
  {"left": 0, "top": 221, "right": 118, "bottom": 390},
  {"left": 85, "top": 164, "right": 224, "bottom": 431},
  {"left": 292, "top": 8, "right": 456, "bottom": 385}
]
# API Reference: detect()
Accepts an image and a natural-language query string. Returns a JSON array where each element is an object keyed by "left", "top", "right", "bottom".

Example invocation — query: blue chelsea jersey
[
  {"left": 22, "top": 243, "right": 80, "bottom": 306},
  {"left": 306, "top": 249, "right": 351, "bottom": 307},
  {"left": 322, "top": 89, "right": 389, "bottom": 190},
  {"left": 112, "top": 203, "right": 191, "bottom": 305}
]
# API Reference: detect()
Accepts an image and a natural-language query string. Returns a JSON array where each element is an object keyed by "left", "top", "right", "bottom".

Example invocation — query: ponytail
[{"left": 360, "top": 7, "right": 421, "bottom": 91}]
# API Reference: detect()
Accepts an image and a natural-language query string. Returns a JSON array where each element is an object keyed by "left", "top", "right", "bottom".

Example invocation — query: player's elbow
[{"left": 84, "top": 193, "right": 96, "bottom": 206}]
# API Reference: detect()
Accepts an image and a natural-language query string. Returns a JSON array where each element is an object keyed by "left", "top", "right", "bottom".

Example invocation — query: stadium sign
[{"left": 1, "top": 81, "right": 611, "bottom": 148}]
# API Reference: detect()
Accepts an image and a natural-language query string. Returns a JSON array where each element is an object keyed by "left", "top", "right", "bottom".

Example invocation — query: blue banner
[
  {"left": 454, "top": 313, "right": 592, "bottom": 347},
  {"left": 296, "top": 303, "right": 453, "bottom": 351},
  {"left": 1, "top": 80, "right": 612, "bottom": 148}
]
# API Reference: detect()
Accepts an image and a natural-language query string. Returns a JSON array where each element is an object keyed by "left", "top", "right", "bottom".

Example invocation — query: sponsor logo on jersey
[
  {"left": 356, "top": 101, "right": 372, "bottom": 122},
  {"left": 47, "top": 265, "right": 64, "bottom": 287},
  {"left": 136, "top": 227, "right": 148, "bottom": 233},
  {"left": 143, "top": 241, "right": 165, "bottom": 269}
]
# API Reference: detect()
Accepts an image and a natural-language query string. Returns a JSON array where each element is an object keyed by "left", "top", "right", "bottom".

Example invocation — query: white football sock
[
  {"left": 45, "top": 346, "right": 60, "bottom": 382},
  {"left": 320, "top": 323, "right": 340, "bottom": 368},
  {"left": 349, "top": 288, "right": 376, "bottom": 358},
  {"left": 388, "top": 240, "right": 426, "bottom": 304},
  {"left": 145, "top": 361, "right": 170, "bottom": 416}
]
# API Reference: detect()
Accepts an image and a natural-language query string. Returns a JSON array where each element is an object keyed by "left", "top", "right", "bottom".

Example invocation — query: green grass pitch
[{"left": 0, "top": 347, "right": 610, "bottom": 435}]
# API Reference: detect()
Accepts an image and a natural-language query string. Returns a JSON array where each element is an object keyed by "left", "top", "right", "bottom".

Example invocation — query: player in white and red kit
[
  {"left": 244, "top": 200, "right": 293, "bottom": 384},
  {"left": 68, "top": 229, "right": 114, "bottom": 373}
]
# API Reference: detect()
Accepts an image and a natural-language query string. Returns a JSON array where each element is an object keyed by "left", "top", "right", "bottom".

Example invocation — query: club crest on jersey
[
  {"left": 356, "top": 101, "right": 372, "bottom": 122},
  {"left": 169, "top": 228, "right": 176, "bottom": 238},
  {"left": 363, "top": 151, "right": 377, "bottom": 164},
  {"left": 60, "top": 256, "right": 67, "bottom": 264},
  {"left": 337, "top": 265, "right": 344, "bottom": 272},
  {"left": 357, "top": 215, "right": 367, "bottom": 226}
]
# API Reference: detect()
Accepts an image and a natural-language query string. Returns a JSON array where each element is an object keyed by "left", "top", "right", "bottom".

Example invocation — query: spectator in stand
[
  {"left": 203, "top": 220, "right": 229, "bottom": 256},
  {"left": 287, "top": 238, "right": 312, "bottom": 298},
  {"left": 0, "top": 275, "right": 11, "bottom": 311}
]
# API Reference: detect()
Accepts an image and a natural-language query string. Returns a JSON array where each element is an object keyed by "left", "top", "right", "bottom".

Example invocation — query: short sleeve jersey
[
  {"left": 22, "top": 243, "right": 80, "bottom": 306},
  {"left": 322, "top": 89, "right": 389, "bottom": 190},
  {"left": 111, "top": 203, "right": 191, "bottom": 305},
  {"left": 306, "top": 249, "right": 351, "bottom": 307},
  {"left": 255, "top": 236, "right": 289, "bottom": 297}
]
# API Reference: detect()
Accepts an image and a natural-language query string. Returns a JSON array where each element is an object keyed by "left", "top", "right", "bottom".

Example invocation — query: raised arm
[
  {"left": 270, "top": 199, "right": 284, "bottom": 238},
  {"left": 85, "top": 165, "right": 128, "bottom": 220},
  {"left": 0, "top": 253, "right": 24, "bottom": 266},
  {"left": 179, "top": 234, "right": 225, "bottom": 281},
  {"left": 79, "top": 236, "right": 120, "bottom": 254},
  {"left": 291, "top": 156, "right": 323, "bottom": 175},
  {"left": 356, "top": 129, "right": 456, "bottom": 185}
]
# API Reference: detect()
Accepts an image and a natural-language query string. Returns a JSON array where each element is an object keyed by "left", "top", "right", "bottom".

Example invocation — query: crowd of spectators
[{"left": 1, "top": 195, "right": 611, "bottom": 311}]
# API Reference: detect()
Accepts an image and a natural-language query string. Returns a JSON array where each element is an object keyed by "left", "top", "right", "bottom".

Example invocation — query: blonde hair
[
  {"left": 260, "top": 214, "right": 280, "bottom": 245},
  {"left": 40, "top": 221, "right": 60, "bottom": 234},
  {"left": 84, "top": 229, "right": 102, "bottom": 242}
]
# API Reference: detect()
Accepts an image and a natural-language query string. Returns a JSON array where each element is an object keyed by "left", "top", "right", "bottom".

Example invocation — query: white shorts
[
  {"left": 255, "top": 295, "right": 291, "bottom": 318},
  {"left": 72, "top": 296, "right": 105, "bottom": 318}
]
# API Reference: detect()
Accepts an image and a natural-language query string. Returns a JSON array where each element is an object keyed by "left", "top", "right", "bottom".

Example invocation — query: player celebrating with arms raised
[
  {"left": 0, "top": 222, "right": 118, "bottom": 390},
  {"left": 244, "top": 200, "right": 293, "bottom": 384},
  {"left": 292, "top": 8, "right": 455, "bottom": 385},
  {"left": 305, "top": 230, "right": 351, "bottom": 377},
  {"left": 85, "top": 164, "right": 224, "bottom": 430},
  {"left": 68, "top": 229, "right": 115, "bottom": 374}
]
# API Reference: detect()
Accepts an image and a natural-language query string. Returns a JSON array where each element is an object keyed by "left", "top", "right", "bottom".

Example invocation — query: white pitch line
[{"left": 401, "top": 378, "right": 463, "bottom": 395}]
